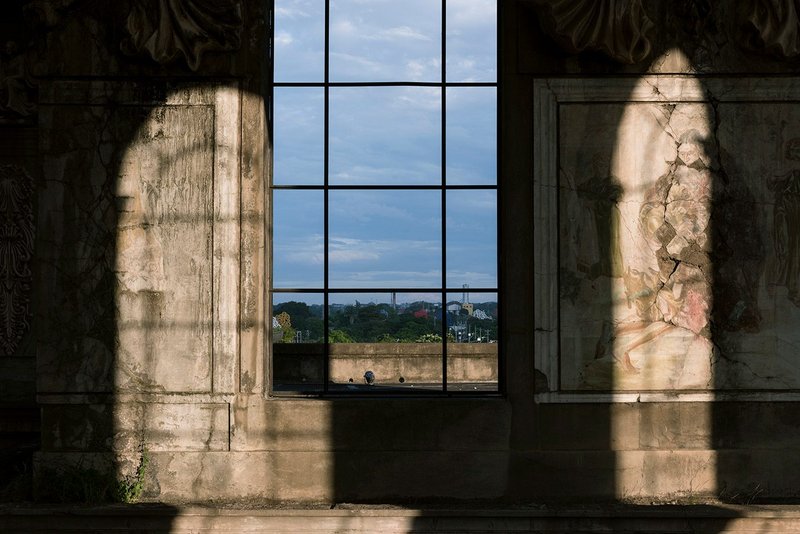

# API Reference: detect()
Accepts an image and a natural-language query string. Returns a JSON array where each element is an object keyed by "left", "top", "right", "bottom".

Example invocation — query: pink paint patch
[{"left": 681, "top": 289, "right": 709, "bottom": 334}]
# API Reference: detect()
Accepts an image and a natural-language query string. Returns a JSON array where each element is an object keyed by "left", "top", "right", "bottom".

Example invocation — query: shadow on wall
[
  {"left": 33, "top": 82, "right": 188, "bottom": 522},
  {"left": 18, "top": 4, "right": 800, "bottom": 531},
  {"left": 0, "top": 0, "right": 42, "bottom": 502},
  {"left": 527, "top": 0, "right": 800, "bottom": 513},
  {"left": 20, "top": 0, "right": 262, "bottom": 521},
  {"left": 26, "top": 3, "right": 242, "bottom": 526}
]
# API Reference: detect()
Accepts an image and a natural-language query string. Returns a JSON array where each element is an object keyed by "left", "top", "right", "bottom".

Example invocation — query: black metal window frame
[{"left": 268, "top": 0, "right": 502, "bottom": 396}]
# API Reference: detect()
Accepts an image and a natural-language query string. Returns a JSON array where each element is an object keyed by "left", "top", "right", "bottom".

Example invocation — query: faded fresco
[{"left": 559, "top": 98, "right": 800, "bottom": 392}]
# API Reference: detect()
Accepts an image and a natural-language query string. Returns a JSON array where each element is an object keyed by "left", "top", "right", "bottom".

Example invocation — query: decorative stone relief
[
  {"left": 0, "top": 43, "right": 36, "bottom": 122},
  {"left": 0, "top": 165, "right": 34, "bottom": 356},
  {"left": 0, "top": 0, "right": 77, "bottom": 123},
  {"left": 122, "top": 0, "right": 244, "bottom": 71},
  {"left": 532, "top": 0, "right": 654, "bottom": 64},
  {"left": 22, "top": 0, "right": 77, "bottom": 29},
  {"left": 742, "top": 0, "right": 800, "bottom": 58}
]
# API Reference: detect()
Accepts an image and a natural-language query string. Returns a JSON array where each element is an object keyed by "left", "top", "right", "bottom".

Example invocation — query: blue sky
[
  {"left": 272, "top": 0, "right": 497, "bottom": 300},
  {"left": 273, "top": 0, "right": 497, "bottom": 83}
]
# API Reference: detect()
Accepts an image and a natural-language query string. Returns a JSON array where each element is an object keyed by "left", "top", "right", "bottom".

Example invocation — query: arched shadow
[
  {"left": 9, "top": 2, "right": 800, "bottom": 531},
  {"left": 13, "top": 2, "right": 257, "bottom": 530}
]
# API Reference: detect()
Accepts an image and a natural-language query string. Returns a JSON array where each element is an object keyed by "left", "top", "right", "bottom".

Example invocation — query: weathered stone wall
[
  {"left": 24, "top": 0, "right": 269, "bottom": 500},
  {"left": 7, "top": 0, "right": 800, "bottom": 506},
  {"left": 515, "top": 0, "right": 800, "bottom": 503}
]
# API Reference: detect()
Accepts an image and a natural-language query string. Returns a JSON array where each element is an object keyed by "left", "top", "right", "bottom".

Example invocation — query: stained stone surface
[
  {"left": 552, "top": 78, "right": 800, "bottom": 394},
  {"left": 114, "top": 104, "right": 214, "bottom": 393},
  {"left": 37, "top": 102, "right": 120, "bottom": 393},
  {"left": 36, "top": 83, "right": 226, "bottom": 394}
]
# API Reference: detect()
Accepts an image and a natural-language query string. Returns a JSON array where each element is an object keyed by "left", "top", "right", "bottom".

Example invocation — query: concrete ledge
[
  {"left": 274, "top": 343, "right": 498, "bottom": 384},
  {"left": 3, "top": 504, "right": 800, "bottom": 533}
]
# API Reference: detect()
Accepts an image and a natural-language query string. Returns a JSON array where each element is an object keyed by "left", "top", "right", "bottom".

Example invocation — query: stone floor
[{"left": 3, "top": 503, "right": 800, "bottom": 533}]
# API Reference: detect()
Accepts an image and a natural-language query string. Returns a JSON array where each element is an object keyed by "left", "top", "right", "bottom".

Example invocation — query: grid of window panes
[{"left": 271, "top": 0, "right": 498, "bottom": 394}]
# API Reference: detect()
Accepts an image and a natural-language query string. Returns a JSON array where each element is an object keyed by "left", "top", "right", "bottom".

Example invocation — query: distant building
[
  {"left": 473, "top": 309, "right": 490, "bottom": 320},
  {"left": 461, "top": 302, "right": 474, "bottom": 316},
  {"left": 271, "top": 317, "right": 283, "bottom": 342}
]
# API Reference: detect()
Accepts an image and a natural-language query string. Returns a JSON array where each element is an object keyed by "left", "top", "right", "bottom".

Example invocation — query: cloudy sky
[{"left": 272, "top": 0, "right": 497, "bottom": 305}]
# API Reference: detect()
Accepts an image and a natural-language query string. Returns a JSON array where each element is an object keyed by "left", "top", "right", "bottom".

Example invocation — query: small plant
[
  {"left": 35, "top": 449, "right": 150, "bottom": 503},
  {"left": 115, "top": 449, "right": 149, "bottom": 503}
]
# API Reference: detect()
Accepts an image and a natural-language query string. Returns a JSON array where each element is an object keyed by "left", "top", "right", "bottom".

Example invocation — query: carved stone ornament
[
  {"left": 533, "top": 0, "right": 654, "bottom": 64},
  {"left": 122, "top": 0, "right": 244, "bottom": 71},
  {"left": 0, "top": 165, "right": 34, "bottom": 356},
  {"left": 742, "top": 0, "right": 800, "bottom": 58},
  {"left": 0, "top": 43, "right": 36, "bottom": 122}
]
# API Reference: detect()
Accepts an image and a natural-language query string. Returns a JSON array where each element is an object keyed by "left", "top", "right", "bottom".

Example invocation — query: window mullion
[
  {"left": 441, "top": 0, "right": 448, "bottom": 393},
  {"left": 323, "top": 0, "right": 331, "bottom": 393}
]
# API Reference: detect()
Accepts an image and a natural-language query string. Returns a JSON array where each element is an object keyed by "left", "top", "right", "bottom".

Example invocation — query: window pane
[
  {"left": 446, "top": 291, "right": 498, "bottom": 391},
  {"left": 446, "top": 190, "right": 497, "bottom": 288},
  {"left": 273, "top": 190, "right": 324, "bottom": 288},
  {"left": 330, "top": 87, "right": 441, "bottom": 185},
  {"left": 446, "top": 87, "right": 496, "bottom": 185},
  {"left": 330, "top": 0, "right": 441, "bottom": 82},
  {"left": 274, "top": 0, "right": 325, "bottom": 82},
  {"left": 446, "top": 0, "right": 497, "bottom": 82},
  {"left": 273, "top": 87, "right": 324, "bottom": 185},
  {"left": 329, "top": 190, "right": 441, "bottom": 288},
  {"left": 328, "top": 293, "right": 443, "bottom": 392},
  {"left": 272, "top": 293, "right": 325, "bottom": 392}
]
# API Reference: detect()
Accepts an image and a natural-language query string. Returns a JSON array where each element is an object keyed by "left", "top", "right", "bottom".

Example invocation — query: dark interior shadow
[
  {"left": 0, "top": 2, "right": 204, "bottom": 529},
  {"left": 711, "top": 91, "right": 800, "bottom": 504},
  {"left": 0, "top": 0, "right": 40, "bottom": 503},
  {"left": 31, "top": 80, "right": 183, "bottom": 533}
]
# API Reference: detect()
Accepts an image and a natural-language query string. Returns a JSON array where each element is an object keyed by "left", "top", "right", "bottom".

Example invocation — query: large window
[{"left": 270, "top": 0, "right": 498, "bottom": 394}]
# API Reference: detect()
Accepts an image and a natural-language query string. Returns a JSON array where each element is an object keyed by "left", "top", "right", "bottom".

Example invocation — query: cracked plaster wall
[{"left": 523, "top": 0, "right": 800, "bottom": 502}]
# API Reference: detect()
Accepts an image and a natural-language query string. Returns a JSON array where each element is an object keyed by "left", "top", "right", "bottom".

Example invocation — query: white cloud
[
  {"left": 275, "top": 0, "right": 315, "bottom": 19},
  {"left": 329, "top": 249, "right": 380, "bottom": 262},
  {"left": 329, "top": 51, "right": 385, "bottom": 75},
  {"left": 329, "top": 194, "right": 423, "bottom": 222},
  {"left": 332, "top": 269, "right": 442, "bottom": 288},
  {"left": 276, "top": 235, "right": 324, "bottom": 265},
  {"left": 274, "top": 31, "right": 294, "bottom": 47},
  {"left": 447, "top": 0, "right": 496, "bottom": 27},
  {"left": 446, "top": 270, "right": 497, "bottom": 288},
  {"left": 447, "top": 191, "right": 496, "bottom": 212},
  {"left": 378, "top": 26, "right": 432, "bottom": 42},
  {"left": 395, "top": 86, "right": 441, "bottom": 111},
  {"left": 329, "top": 236, "right": 440, "bottom": 265},
  {"left": 331, "top": 18, "right": 358, "bottom": 35}
]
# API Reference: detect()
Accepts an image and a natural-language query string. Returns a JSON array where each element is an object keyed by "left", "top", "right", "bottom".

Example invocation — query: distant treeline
[{"left": 273, "top": 300, "right": 498, "bottom": 343}]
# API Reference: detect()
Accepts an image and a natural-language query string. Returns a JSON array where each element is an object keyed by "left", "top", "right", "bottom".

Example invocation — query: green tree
[
  {"left": 329, "top": 329, "right": 354, "bottom": 343},
  {"left": 276, "top": 312, "right": 295, "bottom": 343}
]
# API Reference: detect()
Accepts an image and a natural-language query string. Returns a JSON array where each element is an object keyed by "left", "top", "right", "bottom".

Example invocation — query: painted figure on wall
[
  {"left": 591, "top": 129, "right": 714, "bottom": 375},
  {"left": 768, "top": 137, "right": 800, "bottom": 307},
  {"left": 575, "top": 154, "right": 624, "bottom": 280}
]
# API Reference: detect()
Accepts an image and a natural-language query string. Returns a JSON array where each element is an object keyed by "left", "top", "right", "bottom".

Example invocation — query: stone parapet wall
[{"left": 274, "top": 343, "right": 498, "bottom": 385}]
